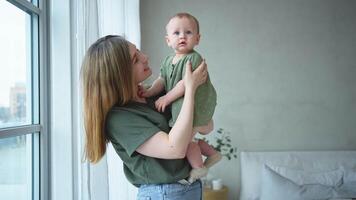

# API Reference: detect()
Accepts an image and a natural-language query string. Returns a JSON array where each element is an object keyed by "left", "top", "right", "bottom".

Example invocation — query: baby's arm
[
  {"left": 155, "top": 60, "right": 198, "bottom": 112},
  {"left": 141, "top": 77, "right": 165, "bottom": 97},
  {"left": 155, "top": 80, "right": 185, "bottom": 112}
]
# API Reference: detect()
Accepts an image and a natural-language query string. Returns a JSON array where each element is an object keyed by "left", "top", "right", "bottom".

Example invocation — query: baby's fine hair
[{"left": 167, "top": 12, "right": 200, "bottom": 34}]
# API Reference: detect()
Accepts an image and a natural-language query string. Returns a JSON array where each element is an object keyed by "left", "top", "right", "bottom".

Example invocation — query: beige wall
[{"left": 140, "top": 0, "right": 356, "bottom": 199}]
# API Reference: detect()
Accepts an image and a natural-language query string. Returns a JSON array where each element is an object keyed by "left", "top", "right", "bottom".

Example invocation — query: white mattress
[{"left": 239, "top": 151, "right": 356, "bottom": 200}]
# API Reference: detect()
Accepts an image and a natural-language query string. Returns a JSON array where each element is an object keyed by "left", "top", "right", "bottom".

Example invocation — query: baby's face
[{"left": 165, "top": 17, "right": 200, "bottom": 54}]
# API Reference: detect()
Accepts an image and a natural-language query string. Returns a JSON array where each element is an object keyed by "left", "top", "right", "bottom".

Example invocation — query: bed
[{"left": 239, "top": 151, "right": 356, "bottom": 200}]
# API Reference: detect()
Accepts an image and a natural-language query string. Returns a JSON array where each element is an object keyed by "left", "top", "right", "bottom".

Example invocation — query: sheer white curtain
[{"left": 76, "top": 0, "right": 140, "bottom": 200}]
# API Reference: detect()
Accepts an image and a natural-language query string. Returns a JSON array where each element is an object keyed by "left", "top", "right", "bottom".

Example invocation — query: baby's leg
[
  {"left": 186, "top": 141, "right": 208, "bottom": 183},
  {"left": 197, "top": 139, "right": 218, "bottom": 157},
  {"left": 197, "top": 139, "right": 222, "bottom": 168},
  {"left": 193, "top": 120, "right": 214, "bottom": 135},
  {"left": 186, "top": 141, "right": 204, "bottom": 168}
]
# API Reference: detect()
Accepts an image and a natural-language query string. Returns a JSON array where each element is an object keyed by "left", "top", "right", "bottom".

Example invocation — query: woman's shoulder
[
  {"left": 108, "top": 102, "right": 147, "bottom": 116},
  {"left": 105, "top": 102, "right": 170, "bottom": 142},
  {"left": 106, "top": 105, "right": 136, "bottom": 125},
  {"left": 107, "top": 101, "right": 169, "bottom": 129},
  {"left": 107, "top": 102, "right": 148, "bottom": 121},
  {"left": 105, "top": 103, "right": 153, "bottom": 139}
]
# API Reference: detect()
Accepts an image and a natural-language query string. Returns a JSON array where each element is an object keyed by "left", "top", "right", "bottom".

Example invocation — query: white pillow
[
  {"left": 268, "top": 165, "right": 343, "bottom": 186},
  {"left": 329, "top": 199, "right": 353, "bottom": 200},
  {"left": 260, "top": 165, "right": 334, "bottom": 200},
  {"left": 239, "top": 151, "right": 356, "bottom": 200},
  {"left": 260, "top": 165, "right": 356, "bottom": 200}
]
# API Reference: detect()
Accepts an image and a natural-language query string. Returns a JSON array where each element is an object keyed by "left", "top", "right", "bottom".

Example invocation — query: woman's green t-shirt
[{"left": 105, "top": 99, "right": 190, "bottom": 187}]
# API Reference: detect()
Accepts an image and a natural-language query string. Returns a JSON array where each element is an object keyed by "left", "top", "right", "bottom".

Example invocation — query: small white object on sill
[{"left": 212, "top": 179, "right": 223, "bottom": 190}]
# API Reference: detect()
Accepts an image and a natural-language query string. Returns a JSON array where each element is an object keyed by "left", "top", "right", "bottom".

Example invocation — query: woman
[{"left": 81, "top": 35, "right": 208, "bottom": 199}]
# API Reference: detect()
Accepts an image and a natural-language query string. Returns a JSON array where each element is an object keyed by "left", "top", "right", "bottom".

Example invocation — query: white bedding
[{"left": 240, "top": 151, "right": 356, "bottom": 200}]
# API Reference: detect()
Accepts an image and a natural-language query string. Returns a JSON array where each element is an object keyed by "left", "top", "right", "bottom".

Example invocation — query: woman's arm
[{"left": 136, "top": 60, "right": 207, "bottom": 159}]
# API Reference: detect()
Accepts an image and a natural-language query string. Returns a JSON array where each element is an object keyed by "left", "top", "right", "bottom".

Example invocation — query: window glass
[
  {"left": 0, "top": 135, "right": 33, "bottom": 200},
  {"left": 0, "top": 1, "right": 42, "bottom": 199},
  {"left": 0, "top": 1, "right": 32, "bottom": 129},
  {"left": 26, "top": 0, "right": 38, "bottom": 6}
]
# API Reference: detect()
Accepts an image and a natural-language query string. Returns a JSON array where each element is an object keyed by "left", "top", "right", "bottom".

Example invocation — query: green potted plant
[{"left": 202, "top": 128, "right": 238, "bottom": 160}]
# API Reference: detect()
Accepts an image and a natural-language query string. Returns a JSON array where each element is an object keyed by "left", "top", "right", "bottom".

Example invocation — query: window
[{"left": 0, "top": 0, "right": 47, "bottom": 200}]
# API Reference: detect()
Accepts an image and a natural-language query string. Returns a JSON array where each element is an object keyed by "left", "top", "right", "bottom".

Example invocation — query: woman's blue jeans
[{"left": 137, "top": 180, "right": 202, "bottom": 200}]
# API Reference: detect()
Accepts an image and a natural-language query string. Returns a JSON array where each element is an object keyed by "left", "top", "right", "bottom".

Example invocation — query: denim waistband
[
  {"left": 138, "top": 180, "right": 202, "bottom": 200},
  {"left": 177, "top": 178, "right": 191, "bottom": 185},
  {"left": 139, "top": 179, "right": 201, "bottom": 190}
]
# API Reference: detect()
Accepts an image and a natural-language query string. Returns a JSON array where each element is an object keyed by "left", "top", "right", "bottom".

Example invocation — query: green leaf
[{"left": 210, "top": 128, "right": 238, "bottom": 160}]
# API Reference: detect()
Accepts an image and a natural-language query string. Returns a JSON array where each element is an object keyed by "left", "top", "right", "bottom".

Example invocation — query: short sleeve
[
  {"left": 188, "top": 52, "right": 203, "bottom": 71},
  {"left": 181, "top": 52, "right": 203, "bottom": 78},
  {"left": 106, "top": 109, "right": 161, "bottom": 156},
  {"left": 160, "top": 65, "right": 166, "bottom": 79},
  {"left": 159, "top": 71, "right": 167, "bottom": 90},
  {"left": 160, "top": 57, "right": 170, "bottom": 90}
]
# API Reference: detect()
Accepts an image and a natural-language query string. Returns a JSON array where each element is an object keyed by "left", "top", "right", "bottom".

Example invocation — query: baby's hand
[{"left": 155, "top": 95, "right": 170, "bottom": 112}]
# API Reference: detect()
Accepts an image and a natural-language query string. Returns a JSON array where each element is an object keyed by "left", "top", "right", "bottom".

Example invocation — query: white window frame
[
  {"left": 49, "top": 0, "right": 81, "bottom": 199},
  {"left": 0, "top": 0, "right": 49, "bottom": 200}
]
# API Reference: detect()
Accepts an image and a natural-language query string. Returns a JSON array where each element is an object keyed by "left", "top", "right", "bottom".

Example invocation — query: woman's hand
[{"left": 183, "top": 59, "right": 208, "bottom": 92}]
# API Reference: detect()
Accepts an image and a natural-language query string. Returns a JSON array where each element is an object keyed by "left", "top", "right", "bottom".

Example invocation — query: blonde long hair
[{"left": 80, "top": 35, "right": 135, "bottom": 163}]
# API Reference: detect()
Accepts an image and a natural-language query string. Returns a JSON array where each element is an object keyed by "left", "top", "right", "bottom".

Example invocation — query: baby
[{"left": 142, "top": 13, "right": 221, "bottom": 182}]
